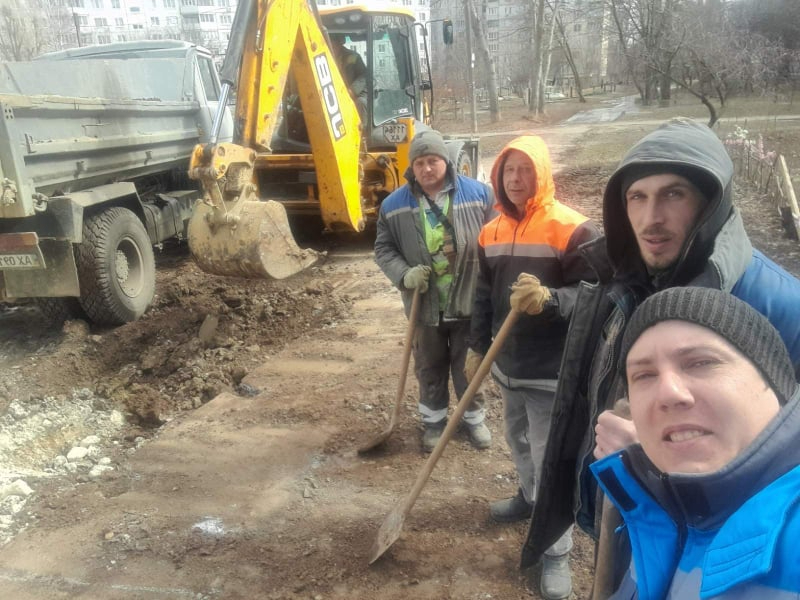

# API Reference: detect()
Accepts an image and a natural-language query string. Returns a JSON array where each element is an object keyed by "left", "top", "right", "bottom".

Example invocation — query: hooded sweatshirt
[
  {"left": 469, "top": 135, "right": 601, "bottom": 380},
  {"left": 522, "top": 118, "right": 800, "bottom": 570}
]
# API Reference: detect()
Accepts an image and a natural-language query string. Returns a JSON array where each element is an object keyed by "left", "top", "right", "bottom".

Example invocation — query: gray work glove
[
  {"left": 403, "top": 265, "right": 432, "bottom": 293},
  {"left": 464, "top": 348, "right": 484, "bottom": 384},
  {"left": 509, "top": 273, "right": 552, "bottom": 315}
]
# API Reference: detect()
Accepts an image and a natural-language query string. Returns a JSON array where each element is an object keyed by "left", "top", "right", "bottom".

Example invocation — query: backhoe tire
[
  {"left": 456, "top": 150, "right": 473, "bottom": 178},
  {"left": 34, "top": 297, "right": 85, "bottom": 325},
  {"left": 76, "top": 207, "right": 155, "bottom": 325}
]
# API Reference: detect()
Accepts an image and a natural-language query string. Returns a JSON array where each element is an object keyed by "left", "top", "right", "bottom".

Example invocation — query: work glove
[
  {"left": 403, "top": 265, "right": 432, "bottom": 293},
  {"left": 509, "top": 273, "right": 552, "bottom": 315},
  {"left": 464, "top": 348, "right": 484, "bottom": 384}
]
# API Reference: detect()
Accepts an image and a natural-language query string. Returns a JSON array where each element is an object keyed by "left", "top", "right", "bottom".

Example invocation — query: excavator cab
[
  {"left": 186, "top": 0, "right": 475, "bottom": 280},
  {"left": 273, "top": 8, "right": 424, "bottom": 153}
]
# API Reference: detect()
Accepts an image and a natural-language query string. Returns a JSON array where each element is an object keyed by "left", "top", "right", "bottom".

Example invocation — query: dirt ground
[{"left": 1, "top": 94, "right": 800, "bottom": 600}]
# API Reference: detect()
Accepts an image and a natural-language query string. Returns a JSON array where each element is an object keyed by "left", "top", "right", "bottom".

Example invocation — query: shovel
[
  {"left": 368, "top": 309, "right": 520, "bottom": 564},
  {"left": 358, "top": 288, "right": 422, "bottom": 454},
  {"left": 591, "top": 398, "right": 632, "bottom": 600}
]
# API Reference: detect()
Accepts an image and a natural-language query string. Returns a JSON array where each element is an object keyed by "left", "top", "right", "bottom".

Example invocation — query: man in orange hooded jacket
[{"left": 466, "top": 135, "right": 601, "bottom": 599}]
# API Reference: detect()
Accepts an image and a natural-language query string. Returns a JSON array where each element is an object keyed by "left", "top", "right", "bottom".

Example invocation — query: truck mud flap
[{"left": 187, "top": 199, "right": 319, "bottom": 280}]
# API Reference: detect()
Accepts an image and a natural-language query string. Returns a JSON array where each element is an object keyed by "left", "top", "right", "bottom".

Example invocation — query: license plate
[
  {"left": 383, "top": 123, "right": 408, "bottom": 144},
  {"left": 0, "top": 253, "right": 43, "bottom": 269}
]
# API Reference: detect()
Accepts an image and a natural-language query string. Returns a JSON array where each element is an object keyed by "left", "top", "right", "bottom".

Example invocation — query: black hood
[{"left": 603, "top": 118, "right": 734, "bottom": 288}]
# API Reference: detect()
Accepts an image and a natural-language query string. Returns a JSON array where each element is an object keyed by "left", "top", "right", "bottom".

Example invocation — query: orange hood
[{"left": 490, "top": 134, "right": 556, "bottom": 217}]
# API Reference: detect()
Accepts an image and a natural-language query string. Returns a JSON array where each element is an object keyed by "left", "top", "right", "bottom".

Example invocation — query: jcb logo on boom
[{"left": 314, "top": 54, "right": 346, "bottom": 140}]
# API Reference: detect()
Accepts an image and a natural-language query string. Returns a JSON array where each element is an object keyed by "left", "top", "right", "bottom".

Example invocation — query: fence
[{"left": 724, "top": 128, "right": 800, "bottom": 242}]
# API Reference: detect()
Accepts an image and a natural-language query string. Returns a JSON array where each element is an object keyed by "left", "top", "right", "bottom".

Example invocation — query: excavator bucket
[
  {"left": 187, "top": 143, "right": 319, "bottom": 280},
  {"left": 187, "top": 199, "right": 319, "bottom": 280}
]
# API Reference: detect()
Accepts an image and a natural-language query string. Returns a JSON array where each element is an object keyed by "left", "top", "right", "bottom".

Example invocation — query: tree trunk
[
  {"left": 468, "top": 0, "right": 501, "bottom": 122},
  {"left": 538, "top": 0, "right": 560, "bottom": 112},
  {"left": 555, "top": 10, "right": 585, "bottom": 103},
  {"left": 528, "top": 0, "right": 546, "bottom": 116}
]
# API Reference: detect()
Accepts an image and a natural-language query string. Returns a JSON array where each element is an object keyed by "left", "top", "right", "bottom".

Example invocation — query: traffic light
[{"left": 442, "top": 19, "right": 453, "bottom": 45}]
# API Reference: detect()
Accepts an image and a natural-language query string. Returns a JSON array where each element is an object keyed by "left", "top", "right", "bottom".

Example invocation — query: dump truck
[
  {"left": 186, "top": 0, "right": 481, "bottom": 279},
  {"left": 0, "top": 40, "right": 234, "bottom": 324}
]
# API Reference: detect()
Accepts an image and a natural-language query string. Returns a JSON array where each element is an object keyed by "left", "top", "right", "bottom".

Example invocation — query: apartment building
[{"left": 64, "top": 0, "right": 235, "bottom": 55}]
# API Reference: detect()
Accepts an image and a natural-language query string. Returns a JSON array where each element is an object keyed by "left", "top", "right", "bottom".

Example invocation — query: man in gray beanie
[
  {"left": 375, "top": 129, "right": 496, "bottom": 452},
  {"left": 523, "top": 118, "right": 800, "bottom": 583},
  {"left": 592, "top": 286, "right": 800, "bottom": 598}
]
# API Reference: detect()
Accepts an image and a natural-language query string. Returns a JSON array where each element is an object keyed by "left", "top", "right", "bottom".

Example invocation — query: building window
[
  {"left": 94, "top": 17, "right": 108, "bottom": 26},
  {"left": 132, "top": 23, "right": 143, "bottom": 29},
  {"left": 199, "top": 0, "right": 214, "bottom": 5},
  {"left": 115, "top": 17, "right": 123, "bottom": 25},
  {"left": 70, "top": 0, "right": 84, "bottom": 7},
  {"left": 220, "top": 14, "right": 231, "bottom": 23},
  {"left": 164, "top": 0, "right": 175, "bottom": 6},
  {"left": 118, "top": 34, "right": 127, "bottom": 41},
  {"left": 488, "top": 6, "right": 497, "bottom": 15},
  {"left": 151, "top": 33, "right": 162, "bottom": 39},
  {"left": 573, "top": 23, "right": 581, "bottom": 32},
  {"left": 129, "top": 6, "right": 140, "bottom": 12},
  {"left": 419, "top": 12, "right": 425, "bottom": 21},
  {"left": 91, "top": 0, "right": 102, "bottom": 8},
  {"left": 78, "top": 15, "right": 88, "bottom": 25},
  {"left": 151, "top": 16, "right": 159, "bottom": 25},
  {"left": 200, "top": 13, "right": 214, "bottom": 21},
  {"left": 111, "top": 0, "right": 119, "bottom": 6},
  {"left": 167, "top": 15, "right": 178, "bottom": 25},
  {"left": 98, "top": 34, "right": 111, "bottom": 43}
]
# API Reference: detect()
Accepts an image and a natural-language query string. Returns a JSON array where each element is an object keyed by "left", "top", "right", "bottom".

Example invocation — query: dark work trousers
[{"left": 412, "top": 316, "right": 485, "bottom": 427}]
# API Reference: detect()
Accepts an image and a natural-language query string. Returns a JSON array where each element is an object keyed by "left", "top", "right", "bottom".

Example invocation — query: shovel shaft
[
  {"left": 399, "top": 309, "right": 520, "bottom": 514},
  {"left": 389, "top": 288, "right": 421, "bottom": 424},
  {"left": 357, "top": 288, "right": 421, "bottom": 454},
  {"left": 369, "top": 309, "right": 520, "bottom": 564}
]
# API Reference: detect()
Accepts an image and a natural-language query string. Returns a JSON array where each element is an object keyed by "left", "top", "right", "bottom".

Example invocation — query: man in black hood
[{"left": 520, "top": 118, "right": 800, "bottom": 584}]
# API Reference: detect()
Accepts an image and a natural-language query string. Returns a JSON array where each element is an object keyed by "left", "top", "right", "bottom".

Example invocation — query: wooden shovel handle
[
  {"left": 399, "top": 309, "right": 520, "bottom": 514},
  {"left": 591, "top": 398, "right": 632, "bottom": 600},
  {"left": 389, "top": 288, "right": 421, "bottom": 423}
]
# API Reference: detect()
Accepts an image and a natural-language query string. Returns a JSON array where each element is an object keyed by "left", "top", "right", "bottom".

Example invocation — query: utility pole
[
  {"left": 463, "top": 0, "right": 478, "bottom": 133},
  {"left": 73, "top": 11, "right": 82, "bottom": 47}
]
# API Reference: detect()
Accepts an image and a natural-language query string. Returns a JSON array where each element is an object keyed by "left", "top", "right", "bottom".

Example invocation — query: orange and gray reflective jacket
[{"left": 469, "top": 135, "right": 601, "bottom": 380}]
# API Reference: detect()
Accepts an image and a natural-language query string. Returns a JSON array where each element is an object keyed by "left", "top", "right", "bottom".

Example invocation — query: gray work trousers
[
  {"left": 494, "top": 367, "right": 573, "bottom": 556},
  {"left": 413, "top": 317, "right": 485, "bottom": 426}
]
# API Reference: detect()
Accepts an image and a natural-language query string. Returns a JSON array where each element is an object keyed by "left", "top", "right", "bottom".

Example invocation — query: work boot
[
  {"left": 465, "top": 421, "right": 491, "bottom": 449},
  {"left": 540, "top": 553, "right": 572, "bottom": 600},
  {"left": 421, "top": 422, "right": 446, "bottom": 453},
  {"left": 489, "top": 488, "right": 533, "bottom": 523}
]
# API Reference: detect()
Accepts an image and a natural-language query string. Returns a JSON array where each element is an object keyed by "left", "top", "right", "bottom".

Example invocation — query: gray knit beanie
[
  {"left": 408, "top": 130, "right": 449, "bottom": 164},
  {"left": 620, "top": 287, "right": 797, "bottom": 405}
]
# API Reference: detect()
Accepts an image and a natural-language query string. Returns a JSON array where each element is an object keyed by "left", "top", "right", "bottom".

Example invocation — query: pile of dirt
[{"left": 0, "top": 247, "right": 355, "bottom": 427}]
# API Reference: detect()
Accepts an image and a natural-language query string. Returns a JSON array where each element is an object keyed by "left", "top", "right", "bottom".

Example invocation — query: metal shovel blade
[
  {"left": 368, "top": 309, "right": 520, "bottom": 564},
  {"left": 358, "top": 288, "right": 421, "bottom": 454}
]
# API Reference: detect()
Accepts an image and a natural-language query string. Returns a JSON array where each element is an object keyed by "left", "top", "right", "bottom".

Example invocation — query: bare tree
[
  {"left": 466, "top": 0, "right": 502, "bottom": 122},
  {"left": 552, "top": 3, "right": 586, "bottom": 102},
  {"left": 0, "top": 3, "right": 48, "bottom": 60}
]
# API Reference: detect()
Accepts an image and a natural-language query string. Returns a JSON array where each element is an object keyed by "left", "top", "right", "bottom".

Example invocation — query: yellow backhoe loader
[{"left": 187, "top": 0, "right": 480, "bottom": 279}]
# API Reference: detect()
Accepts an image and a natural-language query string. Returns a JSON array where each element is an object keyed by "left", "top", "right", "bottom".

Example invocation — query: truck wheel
[
  {"left": 34, "top": 297, "right": 85, "bottom": 325},
  {"left": 456, "top": 150, "right": 473, "bottom": 178},
  {"left": 76, "top": 207, "right": 155, "bottom": 325}
]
